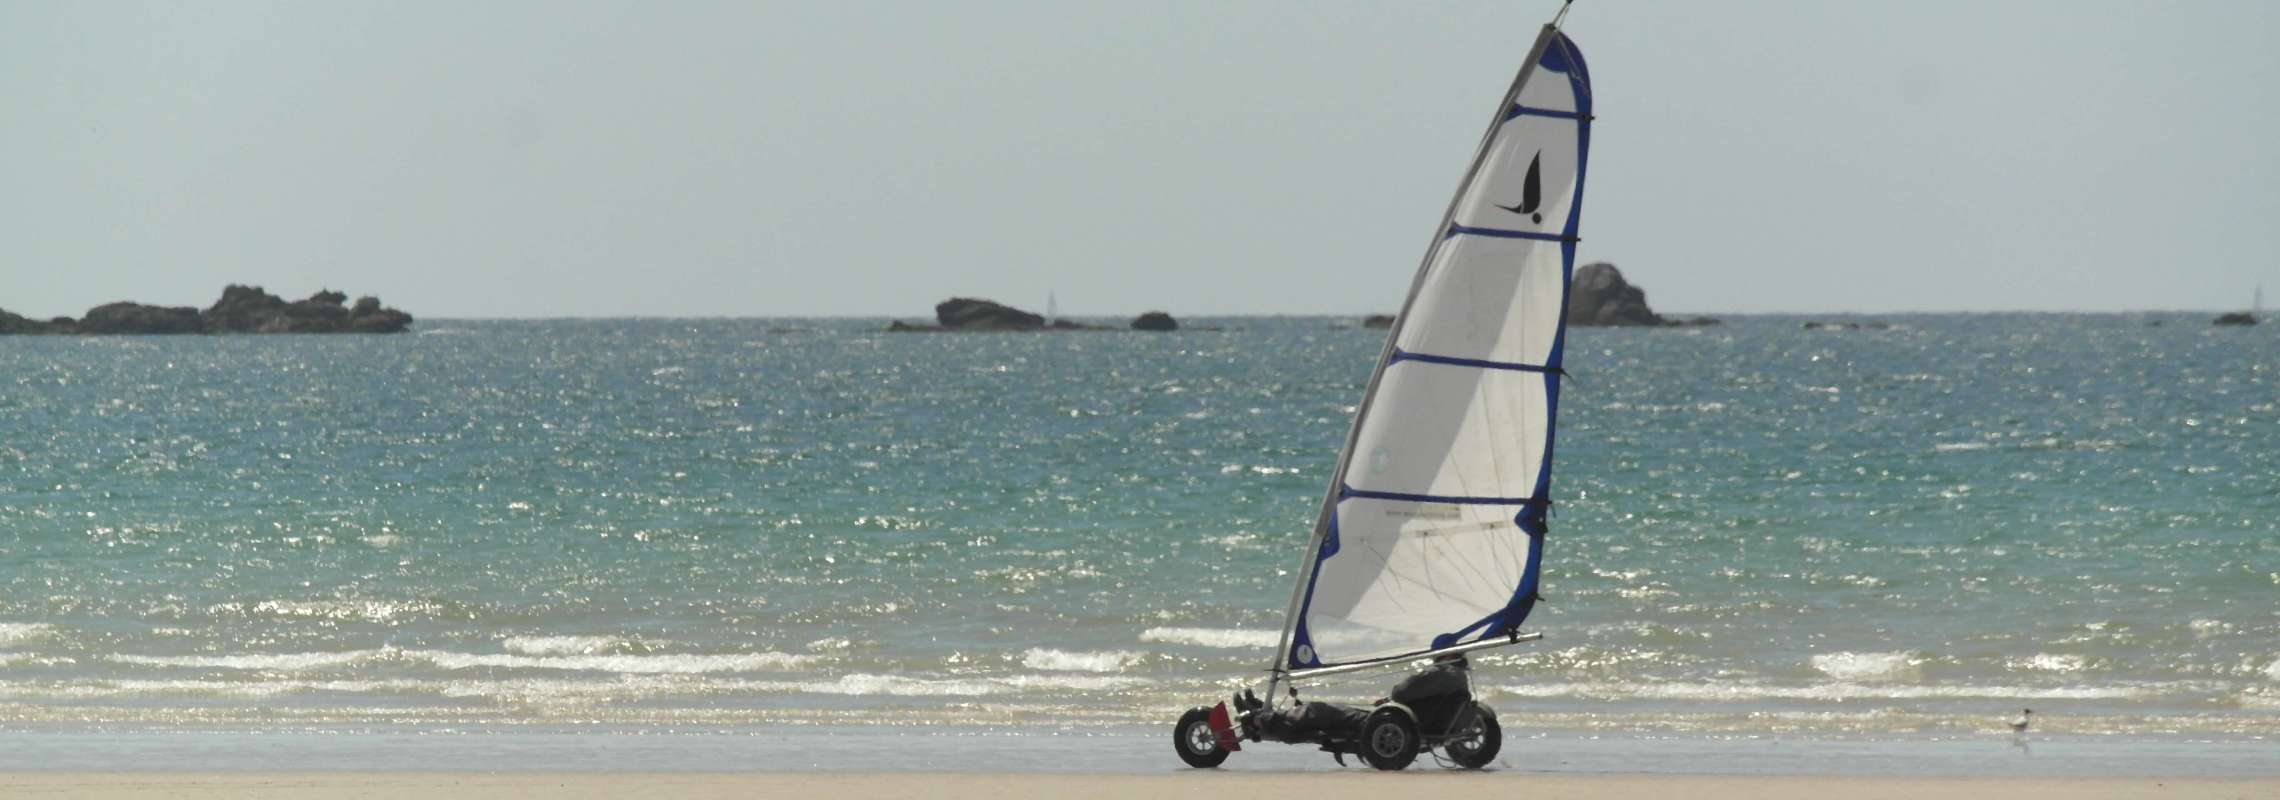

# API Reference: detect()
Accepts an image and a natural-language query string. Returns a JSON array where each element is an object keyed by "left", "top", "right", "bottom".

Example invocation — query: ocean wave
[
  {"left": 2008, "top": 653, "right": 2095, "bottom": 673},
  {"left": 752, "top": 672, "right": 1146, "bottom": 697},
  {"left": 1139, "top": 627, "right": 1277, "bottom": 649},
  {"left": 0, "top": 622, "right": 56, "bottom": 646},
  {"left": 1485, "top": 680, "right": 2166, "bottom": 702},
  {"left": 411, "top": 650, "right": 811, "bottom": 674},
  {"left": 205, "top": 600, "right": 460, "bottom": 623},
  {"left": 1809, "top": 651, "right": 1925, "bottom": 682},
  {"left": 502, "top": 636, "right": 628, "bottom": 656},
  {"left": 1021, "top": 648, "right": 1141, "bottom": 673},
  {"left": 109, "top": 650, "right": 388, "bottom": 671},
  {"left": 2264, "top": 659, "right": 2280, "bottom": 682},
  {"left": 107, "top": 648, "right": 812, "bottom": 675}
]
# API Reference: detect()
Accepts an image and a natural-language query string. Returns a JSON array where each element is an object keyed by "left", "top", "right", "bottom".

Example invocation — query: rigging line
[{"left": 1552, "top": 0, "right": 1576, "bottom": 30}]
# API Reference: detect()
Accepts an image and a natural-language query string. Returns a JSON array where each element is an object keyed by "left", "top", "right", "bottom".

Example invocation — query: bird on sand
[{"left": 2008, "top": 708, "right": 2034, "bottom": 733}]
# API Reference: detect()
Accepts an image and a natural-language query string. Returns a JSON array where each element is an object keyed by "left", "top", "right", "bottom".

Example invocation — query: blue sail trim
[
  {"left": 1389, "top": 348, "right": 1559, "bottom": 375},
  {"left": 1286, "top": 515, "right": 1340, "bottom": 669},
  {"left": 1339, "top": 485, "right": 1549, "bottom": 508},
  {"left": 1463, "top": 32, "right": 1590, "bottom": 643},
  {"left": 1504, "top": 104, "right": 1586, "bottom": 122},
  {"left": 1444, "top": 223, "right": 1569, "bottom": 242}
]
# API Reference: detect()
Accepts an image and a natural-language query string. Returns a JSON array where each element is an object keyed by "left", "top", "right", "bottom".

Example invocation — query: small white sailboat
[{"left": 1173, "top": 4, "right": 1595, "bottom": 771}]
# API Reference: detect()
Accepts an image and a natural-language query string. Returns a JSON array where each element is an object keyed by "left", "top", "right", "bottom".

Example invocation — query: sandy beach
[{"left": 5, "top": 773, "right": 2277, "bottom": 800}]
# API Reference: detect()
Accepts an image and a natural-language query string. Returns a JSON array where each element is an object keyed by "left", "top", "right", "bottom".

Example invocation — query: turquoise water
[{"left": 1, "top": 315, "right": 2275, "bottom": 746}]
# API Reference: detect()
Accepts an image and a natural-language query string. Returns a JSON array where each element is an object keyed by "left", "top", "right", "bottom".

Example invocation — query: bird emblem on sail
[{"left": 1493, "top": 151, "right": 1545, "bottom": 224}]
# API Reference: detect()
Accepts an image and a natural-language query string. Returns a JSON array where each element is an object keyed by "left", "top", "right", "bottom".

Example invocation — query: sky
[{"left": 3, "top": 0, "right": 2276, "bottom": 319}]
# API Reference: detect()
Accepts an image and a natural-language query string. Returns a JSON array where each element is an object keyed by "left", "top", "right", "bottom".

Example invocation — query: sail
[{"left": 1278, "top": 26, "right": 1592, "bottom": 671}]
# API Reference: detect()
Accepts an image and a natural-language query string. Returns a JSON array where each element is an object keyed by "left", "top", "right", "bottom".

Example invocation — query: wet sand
[{"left": 5, "top": 773, "right": 2276, "bottom": 800}]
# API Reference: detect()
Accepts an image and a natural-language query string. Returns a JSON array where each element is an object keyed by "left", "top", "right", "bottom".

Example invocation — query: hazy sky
[{"left": 4, "top": 1, "right": 2275, "bottom": 319}]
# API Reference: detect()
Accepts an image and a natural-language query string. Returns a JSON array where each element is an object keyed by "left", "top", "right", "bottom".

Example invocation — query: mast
[{"left": 1264, "top": 21, "right": 1568, "bottom": 704}]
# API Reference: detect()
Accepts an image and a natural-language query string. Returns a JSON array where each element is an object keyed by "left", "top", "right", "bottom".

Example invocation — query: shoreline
[
  {"left": 1, "top": 728, "right": 2272, "bottom": 779},
  {"left": 4, "top": 773, "right": 2275, "bottom": 800}
]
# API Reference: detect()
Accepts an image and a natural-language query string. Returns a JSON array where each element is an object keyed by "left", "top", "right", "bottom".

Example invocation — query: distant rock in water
[
  {"left": 938, "top": 297, "right": 1044, "bottom": 329},
  {"left": 1361, "top": 314, "right": 1395, "bottom": 329},
  {"left": 889, "top": 297, "right": 1113, "bottom": 331},
  {"left": 1131, "top": 311, "right": 1177, "bottom": 331},
  {"left": 1, "top": 309, "right": 69, "bottom": 335},
  {"left": 0, "top": 285, "right": 413, "bottom": 335},
  {"left": 78, "top": 302, "right": 205, "bottom": 334},
  {"left": 1566, "top": 263, "right": 1718, "bottom": 327},
  {"left": 2213, "top": 312, "right": 2259, "bottom": 326}
]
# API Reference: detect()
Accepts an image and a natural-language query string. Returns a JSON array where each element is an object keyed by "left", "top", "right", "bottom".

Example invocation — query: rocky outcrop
[
  {"left": 1131, "top": 311, "right": 1178, "bottom": 331},
  {"left": 202, "top": 285, "right": 413, "bottom": 333},
  {"left": 1361, "top": 314, "right": 1395, "bottom": 329},
  {"left": 889, "top": 297, "right": 1114, "bottom": 331},
  {"left": 936, "top": 297, "right": 1044, "bottom": 330},
  {"left": 0, "top": 309, "right": 70, "bottom": 335},
  {"left": 77, "top": 302, "right": 205, "bottom": 334},
  {"left": 2213, "top": 312, "right": 2259, "bottom": 326},
  {"left": 1567, "top": 263, "right": 1718, "bottom": 327},
  {"left": 0, "top": 285, "right": 413, "bottom": 335}
]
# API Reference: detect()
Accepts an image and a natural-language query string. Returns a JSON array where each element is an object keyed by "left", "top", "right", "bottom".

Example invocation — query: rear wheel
[
  {"left": 1174, "top": 707, "right": 1230, "bottom": 768},
  {"left": 1443, "top": 702, "right": 1502, "bottom": 770},
  {"left": 1359, "top": 707, "right": 1419, "bottom": 771}
]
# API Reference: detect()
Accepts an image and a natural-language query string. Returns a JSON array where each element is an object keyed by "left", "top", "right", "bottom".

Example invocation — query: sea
[{"left": 1, "top": 314, "right": 2274, "bottom": 774}]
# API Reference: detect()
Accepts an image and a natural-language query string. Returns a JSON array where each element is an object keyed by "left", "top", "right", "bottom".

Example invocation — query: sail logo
[{"left": 1494, "top": 151, "right": 1545, "bottom": 224}]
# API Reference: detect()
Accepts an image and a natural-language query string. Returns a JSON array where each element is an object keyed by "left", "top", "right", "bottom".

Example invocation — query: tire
[
  {"left": 1174, "top": 707, "right": 1230, "bottom": 768},
  {"left": 1443, "top": 702, "right": 1502, "bottom": 770},
  {"left": 1358, "top": 707, "right": 1420, "bottom": 771}
]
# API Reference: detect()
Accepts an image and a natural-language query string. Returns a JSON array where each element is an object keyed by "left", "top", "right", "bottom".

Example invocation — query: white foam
[
  {"left": 0, "top": 622, "right": 56, "bottom": 646},
  {"left": 1487, "top": 680, "right": 2160, "bottom": 702},
  {"left": 2009, "top": 653, "right": 2093, "bottom": 673},
  {"left": 1139, "top": 627, "right": 1277, "bottom": 649},
  {"left": 109, "top": 650, "right": 387, "bottom": 671},
  {"left": 2263, "top": 660, "right": 2280, "bottom": 682},
  {"left": 1021, "top": 648, "right": 1140, "bottom": 673},
  {"left": 502, "top": 636, "right": 626, "bottom": 656},
  {"left": 753, "top": 672, "right": 1146, "bottom": 697},
  {"left": 1933, "top": 442, "right": 1990, "bottom": 452},
  {"left": 1810, "top": 651, "right": 1923, "bottom": 682},
  {"left": 410, "top": 649, "right": 810, "bottom": 674}
]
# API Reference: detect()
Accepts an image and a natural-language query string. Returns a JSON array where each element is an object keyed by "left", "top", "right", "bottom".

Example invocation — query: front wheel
[
  {"left": 1174, "top": 707, "right": 1230, "bottom": 768},
  {"left": 1443, "top": 702, "right": 1502, "bottom": 769},
  {"left": 1359, "top": 707, "right": 1419, "bottom": 771}
]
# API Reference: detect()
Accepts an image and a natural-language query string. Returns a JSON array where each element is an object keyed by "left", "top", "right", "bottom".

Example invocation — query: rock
[
  {"left": 936, "top": 297, "right": 1044, "bottom": 330},
  {"left": 77, "top": 302, "right": 204, "bottom": 334},
  {"left": 3, "top": 285, "right": 413, "bottom": 335},
  {"left": 1565, "top": 263, "right": 1718, "bottom": 327},
  {"left": 0, "top": 309, "right": 68, "bottom": 334},
  {"left": 203, "top": 284, "right": 412, "bottom": 333},
  {"left": 1131, "top": 311, "right": 1178, "bottom": 331},
  {"left": 1567, "top": 263, "right": 1657, "bottom": 326},
  {"left": 2213, "top": 312, "right": 2259, "bottom": 326},
  {"left": 890, "top": 297, "right": 1117, "bottom": 332},
  {"left": 200, "top": 284, "right": 289, "bottom": 332},
  {"left": 1362, "top": 314, "right": 1395, "bottom": 329}
]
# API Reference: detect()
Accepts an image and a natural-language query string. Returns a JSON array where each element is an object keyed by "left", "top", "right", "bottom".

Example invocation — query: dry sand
[{"left": 4, "top": 773, "right": 2276, "bottom": 800}]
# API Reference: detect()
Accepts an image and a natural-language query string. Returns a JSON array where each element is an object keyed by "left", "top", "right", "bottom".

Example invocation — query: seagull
[{"left": 2008, "top": 708, "right": 2034, "bottom": 733}]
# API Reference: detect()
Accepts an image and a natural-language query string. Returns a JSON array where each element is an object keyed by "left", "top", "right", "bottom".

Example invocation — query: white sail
[{"left": 1277, "top": 25, "right": 1592, "bottom": 672}]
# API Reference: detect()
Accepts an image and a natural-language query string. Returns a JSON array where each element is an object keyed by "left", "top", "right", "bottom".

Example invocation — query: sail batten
[{"left": 1272, "top": 24, "right": 1592, "bottom": 675}]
